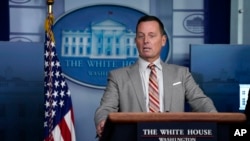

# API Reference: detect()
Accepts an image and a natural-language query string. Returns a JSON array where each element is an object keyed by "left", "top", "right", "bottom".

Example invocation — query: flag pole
[
  {"left": 45, "top": 0, "right": 55, "bottom": 140},
  {"left": 45, "top": 0, "right": 55, "bottom": 43},
  {"left": 47, "top": 0, "right": 54, "bottom": 14}
]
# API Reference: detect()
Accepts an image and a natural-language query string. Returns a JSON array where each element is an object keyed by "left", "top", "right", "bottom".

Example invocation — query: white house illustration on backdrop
[{"left": 61, "top": 19, "right": 138, "bottom": 59}]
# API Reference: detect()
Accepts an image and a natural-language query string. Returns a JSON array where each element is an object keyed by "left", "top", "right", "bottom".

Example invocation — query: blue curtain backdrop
[
  {"left": 0, "top": 0, "right": 9, "bottom": 41},
  {"left": 204, "top": 0, "right": 230, "bottom": 44}
]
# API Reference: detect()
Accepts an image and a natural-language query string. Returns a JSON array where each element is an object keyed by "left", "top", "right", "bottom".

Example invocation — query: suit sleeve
[{"left": 94, "top": 71, "right": 120, "bottom": 126}]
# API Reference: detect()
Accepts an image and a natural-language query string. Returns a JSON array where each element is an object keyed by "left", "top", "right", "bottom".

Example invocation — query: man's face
[{"left": 135, "top": 21, "right": 167, "bottom": 62}]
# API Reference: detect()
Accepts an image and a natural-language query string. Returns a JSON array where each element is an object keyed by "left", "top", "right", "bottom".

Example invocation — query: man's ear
[{"left": 162, "top": 35, "right": 167, "bottom": 46}]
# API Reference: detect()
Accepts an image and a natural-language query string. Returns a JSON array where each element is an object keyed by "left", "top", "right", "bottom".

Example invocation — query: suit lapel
[
  {"left": 127, "top": 63, "right": 147, "bottom": 112},
  {"left": 161, "top": 62, "right": 173, "bottom": 112}
]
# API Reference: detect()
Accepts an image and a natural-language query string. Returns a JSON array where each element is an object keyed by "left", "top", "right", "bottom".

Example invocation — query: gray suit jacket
[{"left": 94, "top": 61, "right": 217, "bottom": 125}]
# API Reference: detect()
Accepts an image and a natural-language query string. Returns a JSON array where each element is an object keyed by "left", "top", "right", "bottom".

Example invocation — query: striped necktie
[{"left": 148, "top": 63, "right": 160, "bottom": 112}]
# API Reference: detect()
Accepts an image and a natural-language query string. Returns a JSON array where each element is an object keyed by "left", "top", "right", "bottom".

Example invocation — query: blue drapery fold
[
  {"left": 0, "top": 0, "right": 10, "bottom": 41},
  {"left": 245, "top": 89, "right": 250, "bottom": 124},
  {"left": 204, "top": 0, "right": 230, "bottom": 44}
]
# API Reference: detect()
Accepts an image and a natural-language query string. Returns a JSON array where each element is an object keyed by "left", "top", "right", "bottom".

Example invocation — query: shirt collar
[{"left": 138, "top": 57, "right": 162, "bottom": 71}]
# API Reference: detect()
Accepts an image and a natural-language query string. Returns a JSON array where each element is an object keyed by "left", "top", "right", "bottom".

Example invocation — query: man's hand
[{"left": 96, "top": 120, "right": 106, "bottom": 138}]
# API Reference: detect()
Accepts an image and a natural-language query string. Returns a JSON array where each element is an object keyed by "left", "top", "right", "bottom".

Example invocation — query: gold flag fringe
[{"left": 44, "top": 13, "right": 55, "bottom": 43}]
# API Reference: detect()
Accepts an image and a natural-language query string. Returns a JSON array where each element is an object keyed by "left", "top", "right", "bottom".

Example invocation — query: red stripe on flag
[{"left": 59, "top": 116, "right": 72, "bottom": 141}]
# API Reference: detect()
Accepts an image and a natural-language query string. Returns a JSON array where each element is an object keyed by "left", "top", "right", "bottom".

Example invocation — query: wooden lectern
[{"left": 100, "top": 112, "right": 246, "bottom": 141}]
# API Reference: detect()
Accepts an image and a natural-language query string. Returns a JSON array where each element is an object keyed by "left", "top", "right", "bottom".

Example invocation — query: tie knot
[{"left": 148, "top": 63, "right": 156, "bottom": 70}]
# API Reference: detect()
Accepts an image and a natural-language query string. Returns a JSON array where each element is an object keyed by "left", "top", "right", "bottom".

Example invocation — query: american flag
[{"left": 44, "top": 13, "right": 76, "bottom": 141}]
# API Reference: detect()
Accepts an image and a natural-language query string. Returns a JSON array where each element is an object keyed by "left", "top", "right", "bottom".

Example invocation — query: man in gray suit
[{"left": 94, "top": 15, "right": 217, "bottom": 137}]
